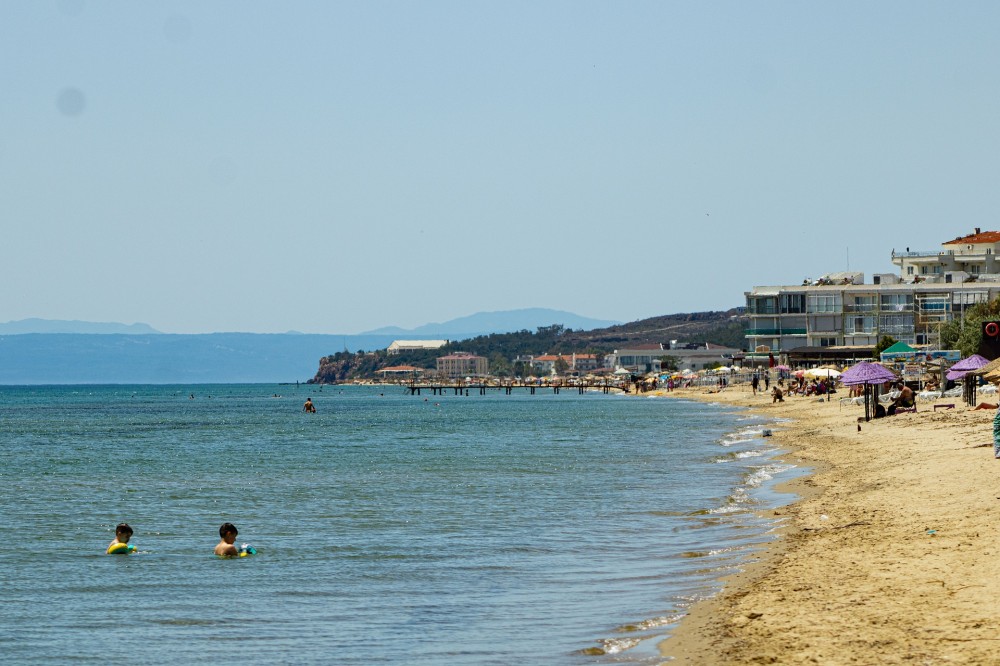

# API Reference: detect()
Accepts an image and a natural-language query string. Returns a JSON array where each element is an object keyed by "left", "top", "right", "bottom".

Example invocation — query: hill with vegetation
[{"left": 310, "top": 309, "right": 746, "bottom": 383}]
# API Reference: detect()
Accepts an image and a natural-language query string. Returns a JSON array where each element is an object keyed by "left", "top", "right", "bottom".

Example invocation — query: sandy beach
[{"left": 657, "top": 385, "right": 1000, "bottom": 665}]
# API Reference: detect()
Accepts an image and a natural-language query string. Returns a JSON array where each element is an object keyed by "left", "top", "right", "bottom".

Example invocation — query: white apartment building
[
  {"left": 746, "top": 230, "right": 1000, "bottom": 353},
  {"left": 387, "top": 340, "right": 449, "bottom": 355}
]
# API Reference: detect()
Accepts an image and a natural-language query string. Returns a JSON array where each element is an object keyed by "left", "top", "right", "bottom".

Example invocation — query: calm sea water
[{"left": 0, "top": 385, "right": 800, "bottom": 664}]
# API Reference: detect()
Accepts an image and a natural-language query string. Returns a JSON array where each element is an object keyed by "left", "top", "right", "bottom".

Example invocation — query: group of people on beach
[{"left": 106, "top": 522, "right": 252, "bottom": 557}]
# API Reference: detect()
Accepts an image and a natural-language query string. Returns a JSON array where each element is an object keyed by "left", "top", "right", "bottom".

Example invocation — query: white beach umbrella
[{"left": 805, "top": 368, "right": 841, "bottom": 379}]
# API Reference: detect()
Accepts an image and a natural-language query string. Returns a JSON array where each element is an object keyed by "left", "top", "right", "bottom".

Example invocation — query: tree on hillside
[
  {"left": 704, "top": 320, "right": 748, "bottom": 350},
  {"left": 873, "top": 335, "right": 898, "bottom": 360},
  {"left": 554, "top": 356, "right": 569, "bottom": 375},
  {"left": 489, "top": 352, "right": 511, "bottom": 377},
  {"left": 940, "top": 297, "right": 1000, "bottom": 357}
]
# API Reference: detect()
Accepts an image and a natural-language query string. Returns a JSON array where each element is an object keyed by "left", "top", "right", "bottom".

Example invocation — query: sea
[{"left": 0, "top": 384, "right": 802, "bottom": 665}]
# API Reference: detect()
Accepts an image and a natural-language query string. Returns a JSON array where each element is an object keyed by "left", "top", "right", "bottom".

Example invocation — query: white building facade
[{"left": 746, "top": 230, "right": 1000, "bottom": 352}]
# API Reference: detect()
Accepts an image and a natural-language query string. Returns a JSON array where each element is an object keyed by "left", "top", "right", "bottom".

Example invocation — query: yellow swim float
[{"left": 107, "top": 542, "right": 136, "bottom": 555}]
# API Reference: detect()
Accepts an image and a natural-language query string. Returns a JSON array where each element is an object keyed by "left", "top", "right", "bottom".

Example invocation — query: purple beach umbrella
[
  {"left": 840, "top": 361, "right": 897, "bottom": 386},
  {"left": 945, "top": 354, "right": 989, "bottom": 381},
  {"left": 841, "top": 361, "right": 899, "bottom": 422}
]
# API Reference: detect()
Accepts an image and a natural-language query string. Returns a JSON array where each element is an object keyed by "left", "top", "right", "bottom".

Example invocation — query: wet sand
[{"left": 656, "top": 386, "right": 1000, "bottom": 665}]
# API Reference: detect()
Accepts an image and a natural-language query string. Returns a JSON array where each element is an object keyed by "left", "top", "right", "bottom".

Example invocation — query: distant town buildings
[
  {"left": 436, "top": 352, "right": 488, "bottom": 378},
  {"left": 529, "top": 353, "right": 599, "bottom": 374},
  {"left": 745, "top": 229, "right": 1000, "bottom": 355},
  {"left": 388, "top": 340, "right": 449, "bottom": 355},
  {"left": 606, "top": 342, "right": 742, "bottom": 373}
]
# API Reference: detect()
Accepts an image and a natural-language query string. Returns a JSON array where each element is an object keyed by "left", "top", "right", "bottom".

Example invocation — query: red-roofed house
[
  {"left": 531, "top": 353, "right": 599, "bottom": 375},
  {"left": 892, "top": 228, "right": 1000, "bottom": 279}
]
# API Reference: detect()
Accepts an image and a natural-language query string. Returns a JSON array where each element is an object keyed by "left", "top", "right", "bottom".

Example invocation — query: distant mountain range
[
  {"left": 0, "top": 318, "right": 161, "bottom": 334},
  {"left": 361, "top": 308, "right": 621, "bottom": 336}
]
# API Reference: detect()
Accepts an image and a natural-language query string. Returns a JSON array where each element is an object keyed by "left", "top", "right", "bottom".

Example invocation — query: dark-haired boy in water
[
  {"left": 106, "top": 523, "right": 135, "bottom": 554},
  {"left": 214, "top": 522, "right": 240, "bottom": 557}
]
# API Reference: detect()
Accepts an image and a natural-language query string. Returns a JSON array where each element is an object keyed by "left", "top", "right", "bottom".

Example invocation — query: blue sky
[{"left": 3, "top": 1, "right": 999, "bottom": 333}]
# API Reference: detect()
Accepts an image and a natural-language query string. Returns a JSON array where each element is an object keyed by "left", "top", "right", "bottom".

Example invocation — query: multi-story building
[
  {"left": 387, "top": 340, "right": 448, "bottom": 355},
  {"left": 435, "top": 352, "right": 488, "bottom": 378},
  {"left": 530, "top": 353, "right": 599, "bottom": 375},
  {"left": 745, "top": 230, "right": 1000, "bottom": 353}
]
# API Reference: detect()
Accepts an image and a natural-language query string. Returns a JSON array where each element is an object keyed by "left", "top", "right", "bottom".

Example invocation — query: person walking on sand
[
  {"left": 751, "top": 373, "right": 760, "bottom": 396},
  {"left": 993, "top": 404, "right": 1000, "bottom": 460}
]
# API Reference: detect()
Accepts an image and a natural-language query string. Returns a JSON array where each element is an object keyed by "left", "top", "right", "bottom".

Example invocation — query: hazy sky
[{"left": 4, "top": 1, "right": 999, "bottom": 333}]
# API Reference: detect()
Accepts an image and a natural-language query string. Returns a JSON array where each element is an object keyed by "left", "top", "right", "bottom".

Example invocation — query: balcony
[
  {"left": 745, "top": 328, "right": 807, "bottom": 336},
  {"left": 891, "top": 250, "right": 949, "bottom": 258}
]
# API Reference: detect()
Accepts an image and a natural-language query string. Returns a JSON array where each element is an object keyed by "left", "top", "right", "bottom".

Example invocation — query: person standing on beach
[
  {"left": 993, "top": 405, "right": 1000, "bottom": 460},
  {"left": 764, "top": 373, "right": 770, "bottom": 391},
  {"left": 751, "top": 374, "right": 760, "bottom": 396}
]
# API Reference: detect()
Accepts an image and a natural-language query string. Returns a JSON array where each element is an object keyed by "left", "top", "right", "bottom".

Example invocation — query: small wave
[
  {"left": 597, "top": 636, "right": 643, "bottom": 654},
  {"left": 744, "top": 463, "right": 796, "bottom": 489},
  {"left": 734, "top": 449, "right": 769, "bottom": 459},
  {"left": 614, "top": 614, "right": 684, "bottom": 633},
  {"left": 714, "top": 448, "right": 773, "bottom": 463}
]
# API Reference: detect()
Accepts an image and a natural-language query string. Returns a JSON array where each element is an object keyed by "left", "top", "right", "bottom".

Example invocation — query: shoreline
[{"left": 653, "top": 385, "right": 1000, "bottom": 664}]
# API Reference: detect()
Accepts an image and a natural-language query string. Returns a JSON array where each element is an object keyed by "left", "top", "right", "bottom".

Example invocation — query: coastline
[{"left": 655, "top": 385, "right": 1000, "bottom": 664}]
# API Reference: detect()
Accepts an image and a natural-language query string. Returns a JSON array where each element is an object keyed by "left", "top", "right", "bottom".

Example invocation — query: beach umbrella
[
  {"left": 840, "top": 361, "right": 897, "bottom": 386},
  {"left": 805, "top": 368, "right": 841, "bottom": 379},
  {"left": 840, "top": 361, "right": 899, "bottom": 422},
  {"left": 946, "top": 354, "right": 989, "bottom": 381}
]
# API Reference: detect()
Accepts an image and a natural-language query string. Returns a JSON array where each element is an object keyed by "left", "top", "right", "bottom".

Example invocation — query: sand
[{"left": 655, "top": 386, "right": 1000, "bottom": 665}]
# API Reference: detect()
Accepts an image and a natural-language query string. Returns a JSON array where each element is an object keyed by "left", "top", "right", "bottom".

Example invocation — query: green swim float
[{"left": 106, "top": 542, "right": 136, "bottom": 555}]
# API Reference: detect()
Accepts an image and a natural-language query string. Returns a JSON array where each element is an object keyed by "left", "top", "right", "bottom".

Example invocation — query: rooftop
[{"left": 943, "top": 230, "right": 1000, "bottom": 245}]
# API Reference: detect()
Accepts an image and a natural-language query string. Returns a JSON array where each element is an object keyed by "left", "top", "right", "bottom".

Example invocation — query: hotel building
[{"left": 436, "top": 352, "right": 489, "bottom": 378}]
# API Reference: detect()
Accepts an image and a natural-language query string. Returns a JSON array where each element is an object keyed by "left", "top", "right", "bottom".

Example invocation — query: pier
[{"left": 406, "top": 381, "right": 624, "bottom": 396}]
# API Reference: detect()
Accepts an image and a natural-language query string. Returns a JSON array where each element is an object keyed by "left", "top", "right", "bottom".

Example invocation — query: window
[
  {"left": 779, "top": 293, "right": 805, "bottom": 314},
  {"left": 850, "top": 296, "right": 877, "bottom": 312},
  {"left": 748, "top": 296, "right": 777, "bottom": 314},
  {"left": 881, "top": 294, "right": 913, "bottom": 311},
  {"left": 906, "top": 266, "right": 914, "bottom": 275},
  {"left": 849, "top": 316, "right": 875, "bottom": 334},
  {"left": 879, "top": 313, "right": 914, "bottom": 334},
  {"left": 954, "top": 291, "right": 988, "bottom": 305},
  {"left": 819, "top": 337, "right": 837, "bottom": 347},
  {"left": 807, "top": 294, "right": 842, "bottom": 313}
]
